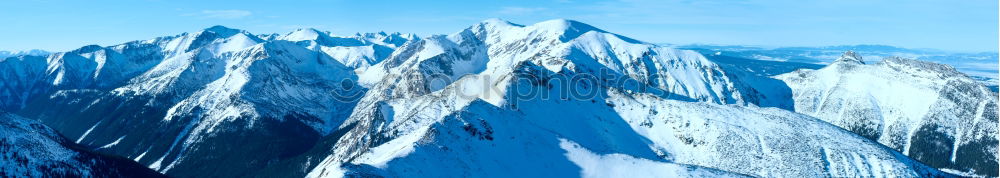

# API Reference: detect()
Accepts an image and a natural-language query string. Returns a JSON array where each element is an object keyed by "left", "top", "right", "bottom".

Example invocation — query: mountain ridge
[
  {"left": 0, "top": 19, "right": 991, "bottom": 177},
  {"left": 776, "top": 51, "right": 999, "bottom": 176}
]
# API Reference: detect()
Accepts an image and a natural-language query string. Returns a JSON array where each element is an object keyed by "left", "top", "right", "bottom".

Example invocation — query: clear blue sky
[{"left": 1, "top": 0, "right": 996, "bottom": 52}]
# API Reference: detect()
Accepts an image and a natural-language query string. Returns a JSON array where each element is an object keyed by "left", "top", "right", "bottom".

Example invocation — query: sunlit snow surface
[
  {"left": 681, "top": 44, "right": 999, "bottom": 90},
  {"left": 0, "top": 18, "right": 992, "bottom": 177},
  {"left": 306, "top": 19, "right": 956, "bottom": 177},
  {"left": 776, "top": 54, "right": 999, "bottom": 176}
]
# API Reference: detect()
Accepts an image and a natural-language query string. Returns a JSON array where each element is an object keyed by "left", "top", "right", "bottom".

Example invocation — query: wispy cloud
[
  {"left": 184, "top": 10, "right": 252, "bottom": 19},
  {"left": 497, "top": 7, "right": 547, "bottom": 15}
]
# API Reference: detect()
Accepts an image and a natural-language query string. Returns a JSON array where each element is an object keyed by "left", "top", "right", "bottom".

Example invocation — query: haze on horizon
[{"left": 0, "top": 0, "right": 996, "bottom": 52}]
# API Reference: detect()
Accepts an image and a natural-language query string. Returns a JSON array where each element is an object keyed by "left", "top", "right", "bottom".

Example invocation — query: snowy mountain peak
[
  {"left": 4, "top": 18, "right": 984, "bottom": 177},
  {"left": 480, "top": 18, "right": 520, "bottom": 27},
  {"left": 471, "top": 18, "right": 525, "bottom": 33},
  {"left": 282, "top": 28, "right": 329, "bottom": 42},
  {"left": 181, "top": 25, "right": 262, "bottom": 53},
  {"left": 533, "top": 19, "right": 601, "bottom": 31},
  {"left": 777, "top": 52, "right": 998, "bottom": 177},
  {"left": 529, "top": 19, "right": 609, "bottom": 42},
  {"left": 70, "top": 44, "right": 105, "bottom": 54},
  {"left": 834, "top": 50, "right": 865, "bottom": 64},
  {"left": 201, "top": 25, "right": 243, "bottom": 37},
  {"left": 357, "top": 31, "right": 418, "bottom": 48},
  {"left": 879, "top": 56, "right": 967, "bottom": 78}
]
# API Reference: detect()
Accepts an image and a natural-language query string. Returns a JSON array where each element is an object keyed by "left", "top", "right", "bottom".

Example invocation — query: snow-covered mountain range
[
  {"left": 0, "top": 49, "right": 49, "bottom": 59},
  {"left": 680, "top": 44, "right": 999, "bottom": 91},
  {"left": 0, "top": 19, "right": 995, "bottom": 177},
  {"left": 776, "top": 52, "right": 998, "bottom": 176},
  {"left": 7, "top": 26, "right": 386, "bottom": 177}
]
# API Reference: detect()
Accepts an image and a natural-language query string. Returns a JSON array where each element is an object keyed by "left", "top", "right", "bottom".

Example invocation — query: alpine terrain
[
  {"left": 776, "top": 51, "right": 998, "bottom": 176},
  {"left": 0, "top": 19, "right": 994, "bottom": 177},
  {"left": 0, "top": 112, "right": 164, "bottom": 177}
]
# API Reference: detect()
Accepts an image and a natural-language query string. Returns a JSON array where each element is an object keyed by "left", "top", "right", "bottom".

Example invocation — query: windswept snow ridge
[
  {"left": 0, "top": 19, "right": 985, "bottom": 177},
  {"left": 307, "top": 52, "right": 949, "bottom": 177},
  {"left": 777, "top": 51, "right": 999, "bottom": 177},
  {"left": 9, "top": 25, "right": 382, "bottom": 177}
]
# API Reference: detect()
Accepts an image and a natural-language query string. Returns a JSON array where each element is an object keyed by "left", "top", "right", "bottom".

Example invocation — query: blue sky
[{"left": 0, "top": 0, "right": 996, "bottom": 52}]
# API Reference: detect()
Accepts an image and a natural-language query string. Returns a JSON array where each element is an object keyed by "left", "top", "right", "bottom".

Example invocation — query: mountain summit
[
  {"left": 834, "top": 50, "right": 865, "bottom": 64},
  {"left": 201, "top": 25, "right": 243, "bottom": 37},
  {"left": 0, "top": 19, "right": 992, "bottom": 177},
  {"left": 777, "top": 52, "right": 998, "bottom": 176}
]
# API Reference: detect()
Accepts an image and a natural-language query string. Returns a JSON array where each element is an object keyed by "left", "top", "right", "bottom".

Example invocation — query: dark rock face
[
  {"left": 17, "top": 85, "right": 357, "bottom": 178},
  {"left": 0, "top": 112, "right": 164, "bottom": 177}
]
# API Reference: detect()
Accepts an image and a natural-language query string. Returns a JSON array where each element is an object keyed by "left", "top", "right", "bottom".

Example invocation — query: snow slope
[
  {"left": 307, "top": 57, "right": 949, "bottom": 177},
  {"left": 776, "top": 51, "right": 999, "bottom": 177},
  {"left": 0, "top": 19, "right": 974, "bottom": 178},
  {"left": 0, "top": 55, "right": 49, "bottom": 110},
  {"left": 607, "top": 90, "right": 947, "bottom": 177},
  {"left": 14, "top": 26, "right": 367, "bottom": 177},
  {"left": 318, "top": 19, "right": 758, "bottom": 174},
  {"left": 0, "top": 112, "right": 164, "bottom": 177},
  {"left": 357, "top": 18, "right": 748, "bottom": 105}
]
